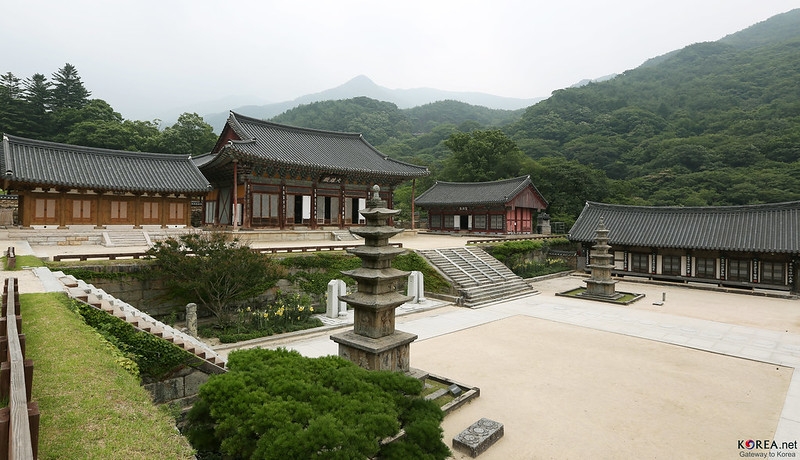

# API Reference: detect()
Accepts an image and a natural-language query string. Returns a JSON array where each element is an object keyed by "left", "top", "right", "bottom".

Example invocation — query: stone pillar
[
  {"left": 407, "top": 271, "right": 426, "bottom": 303},
  {"left": 186, "top": 303, "right": 198, "bottom": 337},
  {"left": 326, "top": 279, "right": 347, "bottom": 318}
]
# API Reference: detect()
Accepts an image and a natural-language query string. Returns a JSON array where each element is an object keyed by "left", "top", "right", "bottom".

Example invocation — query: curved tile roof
[
  {"left": 1, "top": 134, "right": 210, "bottom": 194},
  {"left": 569, "top": 201, "right": 800, "bottom": 253},
  {"left": 415, "top": 175, "right": 546, "bottom": 206},
  {"left": 203, "top": 112, "right": 428, "bottom": 179}
]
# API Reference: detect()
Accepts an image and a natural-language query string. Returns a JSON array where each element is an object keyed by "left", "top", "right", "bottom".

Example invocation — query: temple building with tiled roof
[
  {"left": 569, "top": 201, "right": 800, "bottom": 292},
  {"left": 194, "top": 112, "right": 429, "bottom": 229},
  {"left": 1, "top": 134, "right": 210, "bottom": 228},
  {"left": 414, "top": 175, "right": 548, "bottom": 234}
]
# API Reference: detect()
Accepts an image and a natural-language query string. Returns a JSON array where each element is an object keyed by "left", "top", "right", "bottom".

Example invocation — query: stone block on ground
[{"left": 452, "top": 418, "right": 504, "bottom": 458}]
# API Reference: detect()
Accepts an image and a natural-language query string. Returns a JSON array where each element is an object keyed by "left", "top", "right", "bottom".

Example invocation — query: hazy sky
[{"left": 2, "top": 0, "right": 797, "bottom": 120}]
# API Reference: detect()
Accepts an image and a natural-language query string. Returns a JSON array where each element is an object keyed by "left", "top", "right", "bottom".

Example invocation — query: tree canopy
[
  {"left": 0, "top": 63, "right": 216, "bottom": 156},
  {"left": 186, "top": 347, "right": 450, "bottom": 459}
]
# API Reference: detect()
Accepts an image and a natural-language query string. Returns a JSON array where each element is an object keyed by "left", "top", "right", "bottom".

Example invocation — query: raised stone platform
[
  {"left": 452, "top": 418, "right": 504, "bottom": 457},
  {"left": 330, "top": 330, "right": 417, "bottom": 372}
]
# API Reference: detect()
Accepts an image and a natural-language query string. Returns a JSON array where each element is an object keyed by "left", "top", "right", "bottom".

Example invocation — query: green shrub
[
  {"left": 186, "top": 348, "right": 449, "bottom": 459},
  {"left": 392, "top": 251, "right": 451, "bottom": 294},
  {"left": 146, "top": 231, "right": 284, "bottom": 324},
  {"left": 280, "top": 253, "right": 361, "bottom": 295},
  {"left": 513, "top": 259, "right": 573, "bottom": 278},
  {"left": 69, "top": 298, "right": 200, "bottom": 380}
]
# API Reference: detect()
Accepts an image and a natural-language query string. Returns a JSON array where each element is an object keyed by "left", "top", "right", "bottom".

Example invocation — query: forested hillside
[
  {"left": 505, "top": 8, "right": 800, "bottom": 210},
  {"left": 271, "top": 97, "right": 522, "bottom": 144},
  {"left": 269, "top": 9, "right": 800, "bottom": 226}
]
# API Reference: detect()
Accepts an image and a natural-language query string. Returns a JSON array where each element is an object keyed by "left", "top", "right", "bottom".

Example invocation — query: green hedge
[{"left": 69, "top": 298, "right": 200, "bottom": 381}]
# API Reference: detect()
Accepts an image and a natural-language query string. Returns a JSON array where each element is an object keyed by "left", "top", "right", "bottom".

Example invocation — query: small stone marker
[
  {"left": 326, "top": 279, "right": 346, "bottom": 318},
  {"left": 448, "top": 384, "right": 462, "bottom": 397},
  {"left": 407, "top": 270, "right": 426, "bottom": 303},
  {"left": 453, "top": 418, "right": 504, "bottom": 458},
  {"left": 186, "top": 303, "right": 198, "bottom": 337}
]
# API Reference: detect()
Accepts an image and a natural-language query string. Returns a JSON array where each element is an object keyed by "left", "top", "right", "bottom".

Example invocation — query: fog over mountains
[{"left": 199, "top": 75, "right": 545, "bottom": 132}]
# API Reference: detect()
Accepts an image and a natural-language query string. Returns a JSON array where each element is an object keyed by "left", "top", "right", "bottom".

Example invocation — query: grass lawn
[{"left": 22, "top": 292, "right": 195, "bottom": 459}]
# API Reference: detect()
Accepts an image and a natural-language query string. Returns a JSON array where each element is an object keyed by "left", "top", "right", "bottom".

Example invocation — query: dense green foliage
[
  {"left": 186, "top": 348, "right": 449, "bottom": 459},
  {"left": 278, "top": 251, "right": 452, "bottom": 296},
  {"left": 146, "top": 232, "right": 284, "bottom": 323},
  {"left": 275, "top": 11, "right": 800, "bottom": 223},
  {"left": 483, "top": 237, "right": 574, "bottom": 278},
  {"left": 203, "top": 291, "right": 323, "bottom": 343},
  {"left": 392, "top": 251, "right": 451, "bottom": 294},
  {"left": 0, "top": 63, "right": 217, "bottom": 155},
  {"left": 69, "top": 297, "right": 200, "bottom": 380}
]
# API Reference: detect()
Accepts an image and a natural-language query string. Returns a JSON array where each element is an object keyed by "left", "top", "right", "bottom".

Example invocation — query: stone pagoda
[
  {"left": 579, "top": 217, "right": 623, "bottom": 300},
  {"left": 330, "top": 185, "right": 417, "bottom": 372}
]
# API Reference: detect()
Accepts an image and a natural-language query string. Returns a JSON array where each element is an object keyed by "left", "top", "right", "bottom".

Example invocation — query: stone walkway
[{"left": 223, "top": 275, "right": 800, "bottom": 458}]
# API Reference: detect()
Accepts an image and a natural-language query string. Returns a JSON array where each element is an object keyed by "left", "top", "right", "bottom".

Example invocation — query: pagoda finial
[{"left": 372, "top": 184, "right": 381, "bottom": 199}]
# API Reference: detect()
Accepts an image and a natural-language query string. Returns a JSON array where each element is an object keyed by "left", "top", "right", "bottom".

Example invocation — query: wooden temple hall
[
  {"left": 194, "top": 112, "right": 429, "bottom": 229},
  {"left": 0, "top": 112, "right": 429, "bottom": 230},
  {"left": 414, "top": 175, "right": 548, "bottom": 234},
  {"left": 1, "top": 134, "right": 211, "bottom": 228},
  {"left": 569, "top": 201, "right": 800, "bottom": 293}
]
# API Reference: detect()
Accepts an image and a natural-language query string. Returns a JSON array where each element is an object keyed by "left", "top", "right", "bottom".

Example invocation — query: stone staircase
[
  {"left": 332, "top": 230, "right": 360, "bottom": 241},
  {"left": 55, "top": 271, "right": 226, "bottom": 369},
  {"left": 102, "top": 230, "right": 150, "bottom": 247},
  {"left": 417, "top": 247, "right": 535, "bottom": 308}
]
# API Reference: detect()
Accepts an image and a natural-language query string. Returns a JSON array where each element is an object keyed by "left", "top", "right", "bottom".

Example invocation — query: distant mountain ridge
[{"left": 203, "top": 75, "right": 543, "bottom": 132}]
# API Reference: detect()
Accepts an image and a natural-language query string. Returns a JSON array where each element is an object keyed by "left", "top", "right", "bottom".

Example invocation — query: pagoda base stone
[{"left": 330, "top": 330, "right": 417, "bottom": 372}]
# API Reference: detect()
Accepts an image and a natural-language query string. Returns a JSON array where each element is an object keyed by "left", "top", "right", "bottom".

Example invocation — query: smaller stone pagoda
[
  {"left": 579, "top": 217, "right": 623, "bottom": 300},
  {"left": 330, "top": 185, "right": 417, "bottom": 372}
]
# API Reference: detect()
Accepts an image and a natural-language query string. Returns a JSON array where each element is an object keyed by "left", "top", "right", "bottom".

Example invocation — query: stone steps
[
  {"left": 332, "top": 230, "right": 360, "bottom": 241},
  {"left": 103, "top": 230, "right": 149, "bottom": 247},
  {"left": 58, "top": 272, "right": 226, "bottom": 368},
  {"left": 418, "top": 247, "right": 535, "bottom": 307}
]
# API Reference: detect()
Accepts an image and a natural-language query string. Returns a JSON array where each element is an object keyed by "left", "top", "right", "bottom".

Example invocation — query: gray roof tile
[
  {"left": 206, "top": 112, "right": 428, "bottom": 179},
  {"left": 569, "top": 201, "right": 800, "bottom": 253},
  {"left": 415, "top": 175, "right": 546, "bottom": 207},
  {"left": 1, "top": 134, "right": 210, "bottom": 194}
]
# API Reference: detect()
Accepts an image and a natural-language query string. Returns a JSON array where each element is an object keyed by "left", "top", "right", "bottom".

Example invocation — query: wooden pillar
[
  {"left": 232, "top": 160, "right": 239, "bottom": 231},
  {"left": 133, "top": 194, "right": 142, "bottom": 229},
  {"left": 243, "top": 179, "right": 251, "bottom": 229},
  {"left": 338, "top": 183, "right": 345, "bottom": 229},
  {"left": 411, "top": 179, "right": 416, "bottom": 230},
  {"left": 184, "top": 196, "right": 192, "bottom": 227},
  {"left": 311, "top": 180, "right": 318, "bottom": 230},
  {"left": 160, "top": 195, "right": 167, "bottom": 228},
  {"left": 94, "top": 192, "right": 105, "bottom": 229},
  {"left": 279, "top": 180, "right": 286, "bottom": 230},
  {"left": 57, "top": 191, "right": 67, "bottom": 229}
]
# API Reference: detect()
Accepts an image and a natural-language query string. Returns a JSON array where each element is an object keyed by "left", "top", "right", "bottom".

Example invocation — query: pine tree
[
  {"left": 0, "top": 72, "right": 26, "bottom": 136},
  {"left": 51, "top": 63, "right": 91, "bottom": 111},
  {"left": 23, "top": 73, "right": 54, "bottom": 138}
]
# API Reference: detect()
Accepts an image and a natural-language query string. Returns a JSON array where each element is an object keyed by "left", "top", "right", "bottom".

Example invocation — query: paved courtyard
[{"left": 5, "top": 232, "right": 800, "bottom": 458}]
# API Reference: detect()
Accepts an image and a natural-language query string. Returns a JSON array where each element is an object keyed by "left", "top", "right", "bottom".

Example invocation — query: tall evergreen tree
[
  {"left": 23, "top": 73, "right": 53, "bottom": 138},
  {"left": 51, "top": 63, "right": 91, "bottom": 111},
  {"left": 0, "top": 72, "right": 26, "bottom": 136}
]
